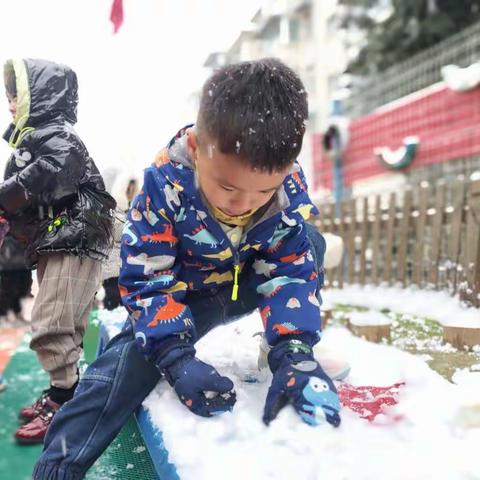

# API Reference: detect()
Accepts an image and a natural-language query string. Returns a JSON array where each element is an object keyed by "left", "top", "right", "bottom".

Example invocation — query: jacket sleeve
[
  {"left": 118, "top": 168, "right": 196, "bottom": 369},
  {"left": 250, "top": 219, "right": 322, "bottom": 348},
  {"left": 16, "top": 132, "right": 86, "bottom": 203},
  {"left": 0, "top": 177, "right": 29, "bottom": 212}
]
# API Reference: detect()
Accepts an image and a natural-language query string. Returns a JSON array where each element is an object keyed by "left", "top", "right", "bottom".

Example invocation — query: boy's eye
[{"left": 220, "top": 185, "right": 234, "bottom": 192}]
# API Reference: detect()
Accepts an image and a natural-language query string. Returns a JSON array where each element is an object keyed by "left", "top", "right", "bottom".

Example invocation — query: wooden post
[
  {"left": 371, "top": 195, "right": 381, "bottom": 285},
  {"left": 321, "top": 308, "right": 332, "bottom": 329},
  {"left": 326, "top": 202, "right": 337, "bottom": 287},
  {"left": 397, "top": 190, "right": 412, "bottom": 287},
  {"left": 412, "top": 183, "right": 429, "bottom": 287},
  {"left": 349, "top": 323, "right": 391, "bottom": 343},
  {"left": 337, "top": 201, "right": 346, "bottom": 288},
  {"left": 459, "top": 179, "right": 480, "bottom": 307},
  {"left": 443, "top": 326, "right": 480, "bottom": 350},
  {"left": 429, "top": 183, "right": 446, "bottom": 288},
  {"left": 448, "top": 178, "right": 466, "bottom": 294},
  {"left": 347, "top": 198, "right": 356, "bottom": 284},
  {"left": 383, "top": 192, "right": 396, "bottom": 285},
  {"left": 359, "top": 197, "right": 368, "bottom": 286}
]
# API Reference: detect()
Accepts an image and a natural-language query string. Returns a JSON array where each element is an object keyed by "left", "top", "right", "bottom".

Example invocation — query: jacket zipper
[{"left": 231, "top": 250, "right": 240, "bottom": 301}]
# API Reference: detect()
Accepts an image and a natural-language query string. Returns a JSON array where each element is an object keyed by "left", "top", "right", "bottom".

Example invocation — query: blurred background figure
[
  {"left": 0, "top": 235, "right": 32, "bottom": 324},
  {"left": 101, "top": 170, "right": 141, "bottom": 311}
]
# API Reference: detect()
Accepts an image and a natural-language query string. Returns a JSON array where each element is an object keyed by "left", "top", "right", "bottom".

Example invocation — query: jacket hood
[{"left": 4, "top": 58, "right": 78, "bottom": 131}]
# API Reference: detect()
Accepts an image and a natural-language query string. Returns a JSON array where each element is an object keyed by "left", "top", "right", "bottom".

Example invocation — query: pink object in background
[
  {"left": 0, "top": 217, "right": 9, "bottom": 249},
  {"left": 110, "top": 0, "right": 124, "bottom": 34}
]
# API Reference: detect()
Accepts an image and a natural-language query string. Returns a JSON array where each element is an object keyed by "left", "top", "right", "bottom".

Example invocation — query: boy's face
[
  {"left": 6, "top": 93, "right": 17, "bottom": 118},
  {"left": 187, "top": 128, "right": 290, "bottom": 217}
]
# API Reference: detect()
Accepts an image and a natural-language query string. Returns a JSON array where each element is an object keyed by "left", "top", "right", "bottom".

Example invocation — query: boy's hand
[
  {"left": 164, "top": 355, "right": 236, "bottom": 417},
  {"left": 263, "top": 340, "right": 341, "bottom": 427}
]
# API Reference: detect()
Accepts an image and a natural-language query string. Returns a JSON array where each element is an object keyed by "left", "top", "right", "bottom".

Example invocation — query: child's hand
[
  {"left": 164, "top": 355, "right": 236, "bottom": 417},
  {"left": 263, "top": 340, "right": 341, "bottom": 427}
]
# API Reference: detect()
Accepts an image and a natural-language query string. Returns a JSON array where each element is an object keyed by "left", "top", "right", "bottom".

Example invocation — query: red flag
[{"left": 110, "top": 0, "right": 124, "bottom": 34}]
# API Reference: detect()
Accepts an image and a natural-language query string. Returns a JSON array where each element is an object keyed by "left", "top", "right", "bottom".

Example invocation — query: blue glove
[
  {"left": 263, "top": 340, "right": 341, "bottom": 427},
  {"left": 164, "top": 354, "right": 236, "bottom": 417}
]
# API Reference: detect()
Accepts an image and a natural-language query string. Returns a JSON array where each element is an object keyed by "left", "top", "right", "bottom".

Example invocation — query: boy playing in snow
[
  {"left": 1, "top": 58, "right": 115, "bottom": 444},
  {"left": 34, "top": 58, "right": 341, "bottom": 479}
]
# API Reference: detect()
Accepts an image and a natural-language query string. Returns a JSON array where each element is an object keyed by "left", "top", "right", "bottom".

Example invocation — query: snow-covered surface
[
  {"left": 95, "top": 307, "right": 125, "bottom": 339},
  {"left": 136, "top": 311, "right": 480, "bottom": 480},
  {"left": 349, "top": 310, "right": 392, "bottom": 326},
  {"left": 95, "top": 292, "right": 480, "bottom": 479},
  {"left": 323, "top": 284, "right": 480, "bottom": 328}
]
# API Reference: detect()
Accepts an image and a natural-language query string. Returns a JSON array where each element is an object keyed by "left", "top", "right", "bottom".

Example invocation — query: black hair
[
  {"left": 4, "top": 68, "right": 16, "bottom": 97},
  {"left": 197, "top": 58, "right": 308, "bottom": 173}
]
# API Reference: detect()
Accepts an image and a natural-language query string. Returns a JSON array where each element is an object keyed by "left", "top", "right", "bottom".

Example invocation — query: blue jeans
[{"left": 33, "top": 224, "right": 325, "bottom": 479}]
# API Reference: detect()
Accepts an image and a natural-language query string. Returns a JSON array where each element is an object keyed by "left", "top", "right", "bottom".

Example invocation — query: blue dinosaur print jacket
[{"left": 119, "top": 128, "right": 322, "bottom": 368}]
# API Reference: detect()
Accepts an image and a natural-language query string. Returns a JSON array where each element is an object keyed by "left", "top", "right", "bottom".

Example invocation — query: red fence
[{"left": 312, "top": 84, "right": 480, "bottom": 191}]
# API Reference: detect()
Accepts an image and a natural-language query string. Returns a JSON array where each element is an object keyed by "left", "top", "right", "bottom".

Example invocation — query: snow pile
[
  {"left": 141, "top": 311, "right": 480, "bottom": 480},
  {"left": 323, "top": 285, "right": 480, "bottom": 328},
  {"left": 96, "top": 307, "right": 126, "bottom": 339},
  {"left": 349, "top": 310, "right": 392, "bottom": 326}
]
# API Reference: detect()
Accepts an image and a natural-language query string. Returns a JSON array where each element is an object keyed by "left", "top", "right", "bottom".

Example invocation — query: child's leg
[
  {"left": 33, "top": 323, "right": 161, "bottom": 479},
  {"left": 71, "top": 257, "right": 102, "bottom": 358},
  {"left": 7, "top": 269, "right": 31, "bottom": 314},
  {"left": 18, "top": 268, "right": 33, "bottom": 300},
  {"left": 30, "top": 254, "right": 100, "bottom": 394},
  {"left": 186, "top": 283, "right": 260, "bottom": 338}
]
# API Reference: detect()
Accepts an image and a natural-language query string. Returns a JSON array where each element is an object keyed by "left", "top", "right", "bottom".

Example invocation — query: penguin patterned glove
[{"left": 263, "top": 339, "right": 341, "bottom": 427}]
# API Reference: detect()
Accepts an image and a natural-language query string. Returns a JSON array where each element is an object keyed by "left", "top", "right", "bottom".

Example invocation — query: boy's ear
[{"left": 186, "top": 128, "right": 199, "bottom": 162}]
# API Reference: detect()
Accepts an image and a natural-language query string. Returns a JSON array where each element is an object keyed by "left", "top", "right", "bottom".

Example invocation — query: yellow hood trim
[{"left": 4, "top": 58, "right": 30, "bottom": 130}]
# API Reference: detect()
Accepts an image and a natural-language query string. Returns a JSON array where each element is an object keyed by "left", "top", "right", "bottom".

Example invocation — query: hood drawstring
[{"left": 8, "top": 114, "right": 34, "bottom": 148}]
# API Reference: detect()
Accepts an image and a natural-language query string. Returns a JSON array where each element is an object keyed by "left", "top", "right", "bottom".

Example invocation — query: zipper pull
[{"left": 231, "top": 263, "right": 240, "bottom": 301}]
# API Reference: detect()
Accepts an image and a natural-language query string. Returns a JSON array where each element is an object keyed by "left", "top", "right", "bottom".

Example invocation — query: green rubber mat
[
  {"left": 0, "top": 333, "right": 48, "bottom": 480},
  {"left": 0, "top": 311, "right": 158, "bottom": 480},
  {"left": 86, "top": 417, "right": 159, "bottom": 480}
]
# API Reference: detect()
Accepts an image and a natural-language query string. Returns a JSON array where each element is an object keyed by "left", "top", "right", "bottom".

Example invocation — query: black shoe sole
[{"left": 14, "top": 435, "right": 45, "bottom": 445}]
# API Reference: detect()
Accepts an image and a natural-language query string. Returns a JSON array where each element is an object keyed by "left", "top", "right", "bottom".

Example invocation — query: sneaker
[
  {"left": 15, "top": 396, "right": 60, "bottom": 444},
  {"left": 18, "top": 390, "right": 50, "bottom": 422}
]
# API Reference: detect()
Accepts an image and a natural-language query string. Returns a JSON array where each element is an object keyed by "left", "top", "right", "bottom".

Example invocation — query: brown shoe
[
  {"left": 15, "top": 397, "right": 60, "bottom": 444},
  {"left": 18, "top": 390, "right": 50, "bottom": 422}
]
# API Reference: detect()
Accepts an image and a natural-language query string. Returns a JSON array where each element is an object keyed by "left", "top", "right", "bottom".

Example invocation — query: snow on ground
[
  {"left": 97, "top": 287, "right": 480, "bottom": 480},
  {"left": 138, "top": 309, "right": 480, "bottom": 480},
  {"left": 349, "top": 310, "right": 392, "bottom": 326},
  {"left": 323, "top": 284, "right": 480, "bottom": 328}
]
